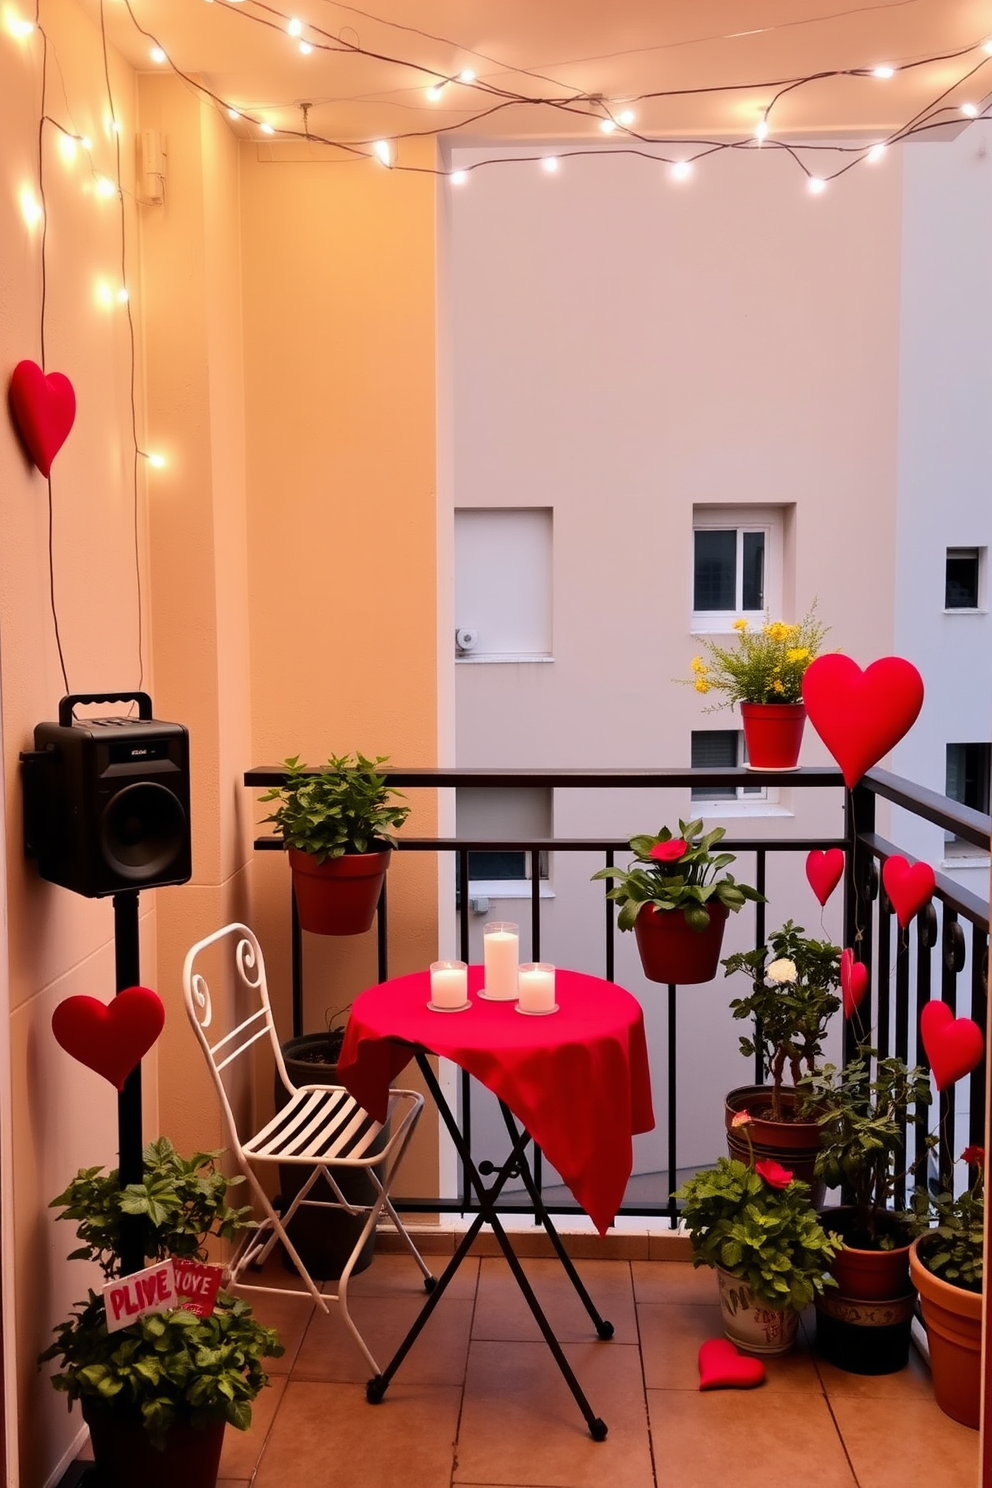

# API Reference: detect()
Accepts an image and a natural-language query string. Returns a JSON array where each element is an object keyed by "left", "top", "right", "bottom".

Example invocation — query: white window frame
[
  {"left": 690, "top": 729, "right": 768, "bottom": 806},
  {"left": 691, "top": 504, "right": 784, "bottom": 633}
]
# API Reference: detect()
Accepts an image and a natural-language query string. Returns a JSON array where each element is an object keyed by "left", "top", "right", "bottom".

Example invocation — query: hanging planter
[
  {"left": 910, "top": 1237, "right": 981, "bottom": 1429},
  {"left": 633, "top": 901, "right": 729, "bottom": 985},
  {"left": 739, "top": 702, "right": 806, "bottom": 769},
  {"left": 289, "top": 846, "right": 390, "bottom": 936}
]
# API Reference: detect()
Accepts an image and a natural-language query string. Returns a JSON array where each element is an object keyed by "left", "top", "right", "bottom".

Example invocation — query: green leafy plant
[
  {"left": 722, "top": 921, "right": 841, "bottom": 1121},
  {"left": 799, "top": 1050, "right": 936, "bottom": 1248},
  {"left": 674, "top": 1144, "right": 843, "bottom": 1310},
  {"left": 909, "top": 1146, "right": 984, "bottom": 1293},
  {"left": 591, "top": 818, "right": 762, "bottom": 932},
  {"left": 681, "top": 604, "right": 829, "bottom": 708},
  {"left": 39, "top": 1138, "right": 283, "bottom": 1447},
  {"left": 259, "top": 752, "right": 410, "bottom": 862}
]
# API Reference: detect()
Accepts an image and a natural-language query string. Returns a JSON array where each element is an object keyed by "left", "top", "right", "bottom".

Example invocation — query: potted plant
[
  {"left": 258, "top": 752, "right": 411, "bottom": 934},
  {"left": 682, "top": 604, "right": 829, "bottom": 768},
  {"left": 39, "top": 1137, "right": 283, "bottom": 1488},
  {"left": 799, "top": 1048, "right": 936, "bottom": 1374},
  {"left": 721, "top": 921, "right": 841, "bottom": 1194},
  {"left": 674, "top": 1128, "right": 842, "bottom": 1355},
  {"left": 908, "top": 1145, "right": 984, "bottom": 1428},
  {"left": 591, "top": 818, "right": 762, "bottom": 984}
]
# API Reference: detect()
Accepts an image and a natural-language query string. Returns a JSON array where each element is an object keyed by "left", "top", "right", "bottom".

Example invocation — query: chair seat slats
[{"left": 244, "top": 1087, "right": 383, "bottom": 1164}]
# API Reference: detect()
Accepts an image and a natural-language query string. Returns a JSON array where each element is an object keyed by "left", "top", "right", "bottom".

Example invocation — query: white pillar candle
[
  {"left": 482, "top": 922, "right": 519, "bottom": 1000},
  {"left": 430, "top": 961, "right": 468, "bottom": 1009},
  {"left": 518, "top": 962, "right": 556, "bottom": 1013}
]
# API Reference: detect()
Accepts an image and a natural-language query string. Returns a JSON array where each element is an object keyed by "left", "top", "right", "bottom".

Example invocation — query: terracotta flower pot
[
  {"left": 724, "top": 1085, "right": 825, "bottom": 1203},
  {"left": 814, "top": 1207, "right": 915, "bottom": 1375},
  {"left": 740, "top": 702, "right": 806, "bottom": 770},
  {"left": 910, "top": 1237, "right": 982, "bottom": 1430},
  {"left": 632, "top": 901, "right": 729, "bottom": 985},
  {"left": 715, "top": 1267, "right": 800, "bottom": 1355},
  {"left": 289, "top": 846, "right": 390, "bottom": 935}
]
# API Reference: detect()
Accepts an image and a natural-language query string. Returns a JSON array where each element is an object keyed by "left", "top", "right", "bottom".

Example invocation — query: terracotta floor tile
[
  {"left": 638, "top": 1300, "right": 824, "bottom": 1394},
  {"left": 646, "top": 1387, "right": 857, "bottom": 1487},
  {"left": 229, "top": 1276, "right": 316, "bottom": 1373},
  {"left": 294, "top": 1290, "right": 475, "bottom": 1385},
  {"left": 338, "top": 1247, "right": 480, "bottom": 1301},
  {"left": 455, "top": 1339, "right": 653, "bottom": 1488},
  {"left": 251, "top": 1379, "right": 461, "bottom": 1488},
  {"left": 828, "top": 1394, "right": 980, "bottom": 1488},
  {"left": 472, "top": 1257, "right": 637, "bottom": 1344},
  {"left": 631, "top": 1258, "right": 721, "bottom": 1305},
  {"left": 218, "top": 1376, "right": 286, "bottom": 1479}
]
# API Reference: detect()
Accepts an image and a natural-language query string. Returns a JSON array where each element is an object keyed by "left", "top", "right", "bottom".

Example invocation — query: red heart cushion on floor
[
  {"left": 920, "top": 1001, "right": 984, "bottom": 1093},
  {"left": 698, "top": 1338, "right": 766, "bottom": 1390},
  {"left": 841, "top": 948, "right": 868, "bottom": 1019},
  {"left": 52, "top": 986, "right": 165, "bottom": 1090},
  {"left": 8, "top": 359, "right": 76, "bottom": 477},
  {"left": 802, "top": 654, "right": 924, "bottom": 789},
  {"left": 805, "top": 848, "right": 844, "bottom": 907},
  {"left": 881, "top": 855, "right": 935, "bottom": 929}
]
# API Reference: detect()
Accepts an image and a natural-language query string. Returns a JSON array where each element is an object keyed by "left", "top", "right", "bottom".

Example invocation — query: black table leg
[{"left": 366, "top": 1053, "right": 608, "bottom": 1441}]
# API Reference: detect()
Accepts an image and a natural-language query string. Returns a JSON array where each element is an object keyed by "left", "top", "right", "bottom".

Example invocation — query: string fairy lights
[{"left": 101, "top": 0, "right": 992, "bottom": 188}]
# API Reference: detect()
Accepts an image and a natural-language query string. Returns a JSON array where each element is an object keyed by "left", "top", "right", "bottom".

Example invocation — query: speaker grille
[{"left": 99, "top": 781, "right": 189, "bottom": 881}]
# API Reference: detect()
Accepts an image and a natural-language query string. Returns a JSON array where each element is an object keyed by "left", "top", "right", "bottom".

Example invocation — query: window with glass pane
[
  {"left": 945, "top": 548, "right": 981, "bottom": 609},
  {"left": 693, "top": 527, "right": 766, "bottom": 613},
  {"left": 945, "top": 742, "right": 991, "bottom": 854},
  {"left": 691, "top": 731, "right": 765, "bottom": 800}
]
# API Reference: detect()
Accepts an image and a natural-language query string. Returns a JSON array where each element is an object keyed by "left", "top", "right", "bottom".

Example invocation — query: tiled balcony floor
[{"left": 189, "top": 1246, "right": 980, "bottom": 1488}]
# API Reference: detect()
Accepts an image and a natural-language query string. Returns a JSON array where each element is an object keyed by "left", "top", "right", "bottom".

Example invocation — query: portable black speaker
[{"left": 21, "top": 691, "right": 192, "bottom": 898}]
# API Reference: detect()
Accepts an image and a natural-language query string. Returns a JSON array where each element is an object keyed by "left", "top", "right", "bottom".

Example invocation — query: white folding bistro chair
[{"left": 183, "top": 921, "right": 434, "bottom": 1374}]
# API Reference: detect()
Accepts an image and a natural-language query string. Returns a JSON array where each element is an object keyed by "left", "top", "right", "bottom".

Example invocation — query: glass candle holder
[
  {"left": 481, "top": 921, "right": 519, "bottom": 1000},
  {"left": 429, "top": 960, "right": 469, "bottom": 1010},
  {"left": 517, "top": 962, "right": 557, "bottom": 1014}
]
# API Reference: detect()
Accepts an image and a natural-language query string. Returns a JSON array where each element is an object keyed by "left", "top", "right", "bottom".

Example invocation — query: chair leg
[
  {"left": 325, "top": 1192, "right": 391, "bottom": 1376},
  {"left": 231, "top": 1166, "right": 329, "bottom": 1314},
  {"left": 377, "top": 1188, "right": 434, "bottom": 1285}
]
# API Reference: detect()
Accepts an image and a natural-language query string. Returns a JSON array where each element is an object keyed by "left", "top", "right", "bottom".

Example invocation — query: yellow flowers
[
  {"left": 691, "top": 656, "right": 709, "bottom": 675},
  {"left": 694, "top": 679, "right": 711, "bottom": 693},
  {"left": 772, "top": 678, "right": 784, "bottom": 693},
  {"left": 763, "top": 621, "right": 793, "bottom": 643},
  {"left": 732, "top": 618, "right": 748, "bottom": 632},
  {"left": 786, "top": 647, "right": 810, "bottom": 664},
  {"left": 678, "top": 603, "right": 828, "bottom": 708}
]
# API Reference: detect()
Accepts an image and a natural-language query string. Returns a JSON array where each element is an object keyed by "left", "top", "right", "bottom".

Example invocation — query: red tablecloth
[{"left": 337, "top": 966, "right": 655, "bottom": 1236}]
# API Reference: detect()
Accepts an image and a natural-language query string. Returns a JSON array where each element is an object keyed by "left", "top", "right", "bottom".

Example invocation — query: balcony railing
[{"left": 246, "top": 764, "right": 990, "bottom": 1227}]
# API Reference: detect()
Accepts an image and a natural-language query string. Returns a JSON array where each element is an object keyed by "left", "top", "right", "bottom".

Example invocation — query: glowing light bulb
[
  {"left": 599, "top": 118, "right": 616, "bottom": 134},
  {"left": 147, "top": 452, "right": 166, "bottom": 469},
  {"left": 450, "top": 169, "right": 468, "bottom": 185},
  {"left": 58, "top": 133, "right": 78, "bottom": 164},
  {"left": 287, "top": 16, "right": 302, "bottom": 36},
  {"left": 984, "top": 39, "right": 992, "bottom": 54},
  {"left": 19, "top": 186, "right": 43, "bottom": 227},
  {"left": 299, "top": 41, "right": 312, "bottom": 54},
  {"left": 227, "top": 108, "right": 240, "bottom": 120},
  {"left": 150, "top": 46, "right": 167, "bottom": 64},
  {"left": 96, "top": 281, "right": 114, "bottom": 309},
  {"left": 8, "top": 14, "right": 35, "bottom": 37},
  {"left": 426, "top": 84, "right": 445, "bottom": 101},
  {"left": 755, "top": 119, "right": 769, "bottom": 141},
  {"left": 872, "top": 65, "right": 895, "bottom": 79},
  {"left": 80, "top": 136, "right": 92, "bottom": 151},
  {"left": 259, "top": 122, "right": 275, "bottom": 135},
  {"left": 541, "top": 156, "right": 558, "bottom": 173},
  {"left": 373, "top": 139, "right": 392, "bottom": 166},
  {"left": 458, "top": 69, "right": 475, "bottom": 83},
  {"left": 961, "top": 102, "right": 979, "bottom": 118},
  {"left": 111, "top": 119, "right": 121, "bottom": 135},
  {"left": 671, "top": 160, "right": 693, "bottom": 181},
  {"left": 617, "top": 109, "right": 635, "bottom": 126},
  {"left": 95, "top": 175, "right": 117, "bottom": 198},
  {"left": 117, "top": 287, "right": 129, "bottom": 303},
  {"left": 866, "top": 143, "right": 887, "bottom": 164},
  {"left": 807, "top": 177, "right": 827, "bottom": 195}
]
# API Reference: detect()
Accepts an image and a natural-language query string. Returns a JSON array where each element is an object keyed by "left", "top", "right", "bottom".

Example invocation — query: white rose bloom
[{"left": 766, "top": 957, "right": 797, "bottom": 984}]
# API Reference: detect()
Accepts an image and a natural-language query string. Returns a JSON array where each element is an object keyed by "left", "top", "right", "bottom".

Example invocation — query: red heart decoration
[
  {"left": 802, "top": 654, "right": 924, "bottom": 789},
  {"left": 51, "top": 986, "right": 165, "bottom": 1091},
  {"left": 881, "top": 855, "right": 935, "bottom": 929},
  {"left": 841, "top": 947, "right": 868, "bottom": 1019},
  {"left": 806, "top": 848, "right": 844, "bottom": 907},
  {"left": 698, "top": 1338, "right": 766, "bottom": 1391},
  {"left": 8, "top": 359, "right": 76, "bottom": 477},
  {"left": 920, "top": 1001, "right": 984, "bottom": 1093}
]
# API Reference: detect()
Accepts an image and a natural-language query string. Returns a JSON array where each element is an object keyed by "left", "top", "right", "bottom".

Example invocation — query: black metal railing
[{"left": 246, "top": 764, "right": 990, "bottom": 1227}]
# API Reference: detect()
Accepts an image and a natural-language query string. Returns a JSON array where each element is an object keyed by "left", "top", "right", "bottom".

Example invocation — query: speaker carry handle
[{"left": 58, "top": 691, "right": 154, "bottom": 727}]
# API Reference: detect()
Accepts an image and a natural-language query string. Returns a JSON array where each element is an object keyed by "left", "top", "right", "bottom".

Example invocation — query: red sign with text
[{"left": 172, "top": 1257, "right": 225, "bottom": 1317}]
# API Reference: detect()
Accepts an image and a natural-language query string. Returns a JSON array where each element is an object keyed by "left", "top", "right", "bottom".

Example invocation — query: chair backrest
[{"left": 183, "top": 922, "right": 297, "bottom": 1148}]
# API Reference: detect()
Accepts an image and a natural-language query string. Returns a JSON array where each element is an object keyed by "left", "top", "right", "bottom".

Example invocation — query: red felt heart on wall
[
  {"left": 841, "top": 948, "right": 868, "bottom": 1019},
  {"left": 920, "top": 1001, "right": 984, "bottom": 1093},
  {"left": 51, "top": 986, "right": 165, "bottom": 1091},
  {"left": 806, "top": 848, "right": 844, "bottom": 907},
  {"left": 881, "top": 855, "right": 935, "bottom": 930},
  {"left": 8, "top": 359, "right": 76, "bottom": 477},
  {"left": 801, "top": 654, "right": 924, "bottom": 789},
  {"left": 698, "top": 1338, "right": 766, "bottom": 1391}
]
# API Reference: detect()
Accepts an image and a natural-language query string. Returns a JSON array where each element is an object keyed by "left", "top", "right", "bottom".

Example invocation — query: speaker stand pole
[{"left": 114, "top": 890, "right": 144, "bottom": 1276}]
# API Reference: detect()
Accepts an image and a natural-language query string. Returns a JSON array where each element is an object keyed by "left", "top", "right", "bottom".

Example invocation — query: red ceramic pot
[
  {"left": 632, "top": 901, "right": 729, "bottom": 985},
  {"left": 82, "top": 1403, "right": 225, "bottom": 1488},
  {"left": 289, "top": 847, "right": 390, "bottom": 935},
  {"left": 740, "top": 702, "right": 806, "bottom": 770},
  {"left": 724, "top": 1084, "right": 825, "bottom": 1203}
]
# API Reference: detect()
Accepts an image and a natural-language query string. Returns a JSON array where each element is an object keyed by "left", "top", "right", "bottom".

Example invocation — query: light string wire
[{"left": 115, "top": 0, "right": 992, "bottom": 184}]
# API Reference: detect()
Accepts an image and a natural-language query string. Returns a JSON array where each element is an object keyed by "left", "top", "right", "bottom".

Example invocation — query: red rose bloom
[
  {"left": 755, "top": 1159, "right": 793, "bottom": 1190},
  {"left": 961, "top": 1145, "right": 985, "bottom": 1168},
  {"left": 650, "top": 839, "right": 688, "bottom": 864}
]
